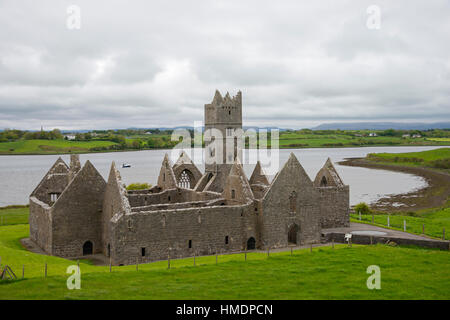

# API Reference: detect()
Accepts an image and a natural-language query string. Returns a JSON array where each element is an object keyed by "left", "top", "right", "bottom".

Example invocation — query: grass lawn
[
  {"left": 366, "top": 147, "right": 450, "bottom": 169},
  {"left": 0, "top": 139, "right": 118, "bottom": 155},
  {"left": 275, "top": 132, "right": 450, "bottom": 149},
  {"left": 350, "top": 205, "right": 450, "bottom": 240},
  {"left": 0, "top": 221, "right": 449, "bottom": 299},
  {"left": 0, "top": 206, "right": 29, "bottom": 226}
]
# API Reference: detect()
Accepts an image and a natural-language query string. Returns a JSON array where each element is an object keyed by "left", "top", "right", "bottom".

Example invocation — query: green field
[
  {"left": 0, "top": 208, "right": 449, "bottom": 299},
  {"left": 1, "top": 130, "right": 449, "bottom": 155},
  {"left": 350, "top": 205, "right": 450, "bottom": 240},
  {"left": 0, "top": 206, "right": 29, "bottom": 226},
  {"left": 366, "top": 147, "right": 450, "bottom": 170},
  {"left": 0, "top": 139, "right": 118, "bottom": 155}
]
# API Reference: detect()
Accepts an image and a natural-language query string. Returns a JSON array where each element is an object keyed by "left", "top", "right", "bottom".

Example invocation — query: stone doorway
[
  {"left": 288, "top": 224, "right": 299, "bottom": 244},
  {"left": 83, "top": 241, "right": 93, "bottom": 255},
  {"left": 246, "top": 237, "right": 256, "bottom": 250}
]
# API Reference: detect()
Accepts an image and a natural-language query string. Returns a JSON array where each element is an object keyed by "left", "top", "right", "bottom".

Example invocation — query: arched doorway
[
  {"left": 178, "top": 170, "right": 191, "bottom": 189},
  {"left": 83, "top": 241, "right": 93, "bottom": 255},
  {"left": 247, "top": 237, "right": 256, "bottom": 250},
  {"left": 288, "top": 224, "right": 299, "bottom": 244}
]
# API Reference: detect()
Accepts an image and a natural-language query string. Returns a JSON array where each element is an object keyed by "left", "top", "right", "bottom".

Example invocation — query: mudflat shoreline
[{"left": 339, "top": 158, "right": 450, "bottom": 212}]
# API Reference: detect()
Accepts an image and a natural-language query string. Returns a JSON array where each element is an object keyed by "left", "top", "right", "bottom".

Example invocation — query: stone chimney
[{"left": 69, "top": 154, "right": 81, "bottom": 181}]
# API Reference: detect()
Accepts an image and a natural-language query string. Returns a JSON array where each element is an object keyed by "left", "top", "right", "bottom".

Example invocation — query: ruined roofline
[
  {"left": 120, "top": 201, "right": 252, "bottom": 217},
  {"left": 30, "top": 156, "right": 69, "bottom": 197},
  {"left": 261, "top": 153, "right": 313, "bottom": 200},
  {"left": 51, "top": 160, "right": 106, "bottom": 208},
  {"left": 314, "top": 157, "right": 346, "bottom": 188},
  {"left": 209, "top": 89, "right": 242, "bottom": 106},
  {"left": 29, "top": 195, "right": 52, "bottom": 210},
  {"left": 108, "top": 161, "right": 132, "bottom": 217}
]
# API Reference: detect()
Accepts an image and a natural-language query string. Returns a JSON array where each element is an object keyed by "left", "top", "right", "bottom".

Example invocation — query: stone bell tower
[{"left": 204, "top": 90, "right": 243, "bottom": 176}]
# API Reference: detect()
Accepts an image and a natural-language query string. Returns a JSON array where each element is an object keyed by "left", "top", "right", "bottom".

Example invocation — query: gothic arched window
[
  {"left": 178, "top": 170, "right": 191, "bottom": 189},
  {"left": 320, "top": 176, "right": 328, "bottom": 187}
]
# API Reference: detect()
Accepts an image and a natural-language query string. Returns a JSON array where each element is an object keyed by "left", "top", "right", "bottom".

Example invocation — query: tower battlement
[{"left": 205, "top": 90, "right": 242, "bottom": 125}]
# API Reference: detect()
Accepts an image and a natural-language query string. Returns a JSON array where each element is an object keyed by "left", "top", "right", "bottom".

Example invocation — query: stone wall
[
  {"left": 127, "top": 188, "right": 220, "bottom": 208},
  {"left": 109, "top": 203, "right": 256, "bottom": 265},
  {"left": 317, "top": 186, "right": 350, "bottom": 228},
  {"left": 261, "top": 154, "right": 322, "bottom": 249},
  {"left": 29, "top": 196, "right": 52, "bottom": 253},
  {"left": 102, "top": 163, "right": 131, "bottom": 257},
  {"left": 51, "top": 161, "right": 106, "bottom": 257}
]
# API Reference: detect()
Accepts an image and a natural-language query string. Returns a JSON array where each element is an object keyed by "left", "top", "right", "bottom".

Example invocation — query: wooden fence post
[
  {"left": 370, "top": 236, "right": 373, "bottom": 245},
  {"left": 44, "top": 263, "right": 47, "bottom": 278},
  {"left": 215, "top": 252, "right": 218, "bottom": 265},
  {"left": 332, "top": 239, "right": 334, "bottom": 249},
  {"left": 403, "top": 220, "right": 406, "bottom": 232},
  {"left": 194, "top": 251, "right": 196, "bottom": 266},
  {"left": 359, "top": 211, "right": 361, "bottom": 221},
  {"left": 109, "top": 256, "right": 112, "bottom": 273},
  {"left": 443, "top": 228, "right": 445, "bottom": 240},
  {"left": 387, "top": 216, "right": 390, "bottom": 228},
  {"left": 168, "top": 252, "right": 171, "bottom": 269},
  {"left": 136, "top": 257, "right": 138, "bottom": 271},
  {"left": 245, "top": 249, "right": 247, "bottom": 261},
  {"left": 422, "top": 224, "right": 425, "bottom": 235},
  {"left": 267, "top": 248, "right": 269, "bottom": 258},
  {"left": 372, "top": 214, "right": 374, "bottom": 224},
  {"left": 290, "top": 247, "right": 293, "bottom": 255}
]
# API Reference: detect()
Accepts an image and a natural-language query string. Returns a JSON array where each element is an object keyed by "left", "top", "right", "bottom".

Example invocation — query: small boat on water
[{"left": 122, "top": 163, "right": 131, "bottom": 168}]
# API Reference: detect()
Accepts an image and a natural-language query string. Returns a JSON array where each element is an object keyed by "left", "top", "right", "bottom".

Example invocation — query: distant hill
[{"left": 311, "top": 122, "right": 450, "bottom": 131}]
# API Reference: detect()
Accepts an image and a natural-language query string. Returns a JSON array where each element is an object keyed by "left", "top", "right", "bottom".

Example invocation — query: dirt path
[{"left": 339, "top": 158, "right": 450, "bottom": 212}]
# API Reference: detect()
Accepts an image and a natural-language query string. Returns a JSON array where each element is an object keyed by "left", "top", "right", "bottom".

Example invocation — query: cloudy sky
[{"left": 0, "top": 0, "right": 449, "bottom": 130}]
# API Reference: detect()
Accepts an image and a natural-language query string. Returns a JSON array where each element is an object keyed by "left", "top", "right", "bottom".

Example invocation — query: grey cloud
[{"left": 0, "top": 0, "right": 449, "bottom": 130}]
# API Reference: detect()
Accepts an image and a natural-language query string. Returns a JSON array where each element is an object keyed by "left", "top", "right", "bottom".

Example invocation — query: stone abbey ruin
[{"left": 29, "top": 91, "right": 349, "bottom": 265}]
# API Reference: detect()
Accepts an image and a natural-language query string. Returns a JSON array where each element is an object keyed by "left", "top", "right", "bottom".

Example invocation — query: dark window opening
[
  {"left": 107, "top": 243, "right": 110, "bottom": 257},
  {"left": 83, "top": 241, "right": 93, "bottom": 255},
  {"left": 247, "top": 237, "right": 256, "bottom": 250},
  {"left": 141, "top": 247, "right": 146, "bottom": 257},
  {"left": 168, "top": 196, "right": 171, "bottom": 201},
  {"left": 225, "top": 236, "right": 229, "bottom": 244},
  {"left": 288, "top": 224, "right": 299, "bottom": 244},
  {"left": 231, "top": 189, "right": 236, "bottom": 199},
  {"left": 320, "top": 176, "right": 328, "bottom": 187},
  {"left": 188, "top": 240, "right": 192, "bottom": 248}
]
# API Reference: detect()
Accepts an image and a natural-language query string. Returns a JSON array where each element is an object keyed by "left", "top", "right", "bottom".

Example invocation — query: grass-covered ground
[
  {"left": 367, "top": 147, "right": 450, "bottom": 170},
  {"left": 1, "top": 131, "right": 449, "bottom": 155},
  {"left": 0, "top": 206, "right": 29, "bottom": 226},
  {"left": 350, "top": 205, "right": 450, "bottom": 240},
  {"left": 0, "top": 139, "right": 118, "bottom": 155},
  {"left": 0, "top": 211, "right": 449, "bottom": 299}
]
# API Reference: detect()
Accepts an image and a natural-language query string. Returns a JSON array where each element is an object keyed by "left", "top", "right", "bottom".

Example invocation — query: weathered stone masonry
[{"left": 29, "top": 91, "right": 350, "bottom": 265}]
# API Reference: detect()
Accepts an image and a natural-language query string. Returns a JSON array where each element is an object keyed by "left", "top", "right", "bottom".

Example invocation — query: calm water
[{"left": 0, "top": 146, "right": 440, "bottom": 207}]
